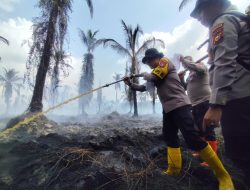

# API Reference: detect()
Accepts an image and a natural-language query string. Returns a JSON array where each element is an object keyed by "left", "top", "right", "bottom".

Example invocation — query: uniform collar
[
  {"left": 209, "top": 5, "right": 238, "bottom": 27},
  {"left": 224, "top": 5, "right": 238, "bottom": 12}
]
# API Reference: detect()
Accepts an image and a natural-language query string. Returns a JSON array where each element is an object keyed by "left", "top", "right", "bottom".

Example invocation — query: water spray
[{"left": 0, "top": 74, "right": 144, "bottom": 138}]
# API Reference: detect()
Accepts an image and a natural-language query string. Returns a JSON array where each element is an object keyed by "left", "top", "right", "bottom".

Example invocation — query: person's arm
[
  {"left": 209, "top": 15, "right": 240, "bottom": 106},
  {"left": 181, "top": 57, "right": 206, "bottom": 74},
  {"left": 178, "top": 71, "right": 187, "bottom": 90},
  {"left": 123, "top": 77, "right": 146, "bottom": 92}
]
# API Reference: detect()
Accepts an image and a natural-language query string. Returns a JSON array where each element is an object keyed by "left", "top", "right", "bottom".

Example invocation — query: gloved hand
[
  {"left": 142, "top": 72, "right": 152, "bottom": 81},
  {"left": 123, "top": 76, "right": 132, "bottom": 86}
]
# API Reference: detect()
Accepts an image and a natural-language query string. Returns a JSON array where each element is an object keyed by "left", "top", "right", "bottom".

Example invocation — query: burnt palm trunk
[
  {"left": 29, "top": 5, "right": 59, "bottom": 112},
  {"left": 132, "top": 90, "right": 138, "bottom": 116},
  {"left": 131, "top": 57, "right": 138, "bottom": 117}
]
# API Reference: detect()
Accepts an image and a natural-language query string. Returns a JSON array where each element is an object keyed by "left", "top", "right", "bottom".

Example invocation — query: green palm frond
[{"left": 121, "top": 20, "right": 133, "bottom": 50}]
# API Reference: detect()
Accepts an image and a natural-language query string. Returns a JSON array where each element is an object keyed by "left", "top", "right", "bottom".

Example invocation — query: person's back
[
  {"left": 179, "top": 56, "right": 211, "bottom": 107},
  {"left": 208, "top": 5, "right": 250, "bottom": 105},
  {"left": 155, "top": 59, "right": 190, "bottom": 113},
  {"left": 180, "top": 56, "right": 217, "bottom": 167},
  {"left": 186, "top": 64, "right": 211, "bottom": 106}
]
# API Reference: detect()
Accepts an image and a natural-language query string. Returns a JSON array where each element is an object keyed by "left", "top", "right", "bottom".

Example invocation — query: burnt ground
[{"left": 0, "top": 112, "right": 247, "bottom": 190}]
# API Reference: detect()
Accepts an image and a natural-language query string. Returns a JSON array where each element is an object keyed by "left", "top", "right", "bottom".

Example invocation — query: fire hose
[{"left": 0, "top": 74, "right": 144, "bottom": 138}]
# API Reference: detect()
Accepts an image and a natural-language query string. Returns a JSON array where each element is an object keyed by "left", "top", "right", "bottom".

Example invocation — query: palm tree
[
  {"left": 0, "top": 36, "right": 9, "bottom": 61},
  {"left": 113, "top": 73, "right": 122, "bottom": 102},
  {"left": 124, "top": 62, "right": 129, "bottom": 93},
  {"left": 28, "top": 0, "right": 93, "bottom": 112},
  {"left": 104, "top": 20, "right": 165, "bottom": 117},
  {"left": 0, "top": 68, "right": 22, "bottom": 114},
  {"left": 78, "top": 29, "right": 105, "bottom": 115}
]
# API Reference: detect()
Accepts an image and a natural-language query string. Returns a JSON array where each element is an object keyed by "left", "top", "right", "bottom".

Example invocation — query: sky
[{"left": 0, "top": 0, "right": 249, "bottom": 112}]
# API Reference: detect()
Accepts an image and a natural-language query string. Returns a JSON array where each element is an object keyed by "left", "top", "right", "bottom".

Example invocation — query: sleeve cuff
[
  {"left": 209, "top": 104, "right": 225, "bottom": 109},
  {"left": 210, "top": 90, "right": 228, "bottom": 106}
]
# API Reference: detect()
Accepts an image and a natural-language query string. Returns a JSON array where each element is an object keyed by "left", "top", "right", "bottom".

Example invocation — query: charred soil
[{"left": 0, "top": 113, "right": 247, "bottom": 190}]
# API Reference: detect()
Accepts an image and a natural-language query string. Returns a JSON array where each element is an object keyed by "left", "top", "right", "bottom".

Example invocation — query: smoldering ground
[{"left": 0, "top": 112, "right": 248, "bottom": 190}]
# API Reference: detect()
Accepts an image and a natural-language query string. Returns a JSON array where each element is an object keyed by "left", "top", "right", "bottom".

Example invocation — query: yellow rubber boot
[
  {"left": 200, "top": 140, "right": 218, "bottom": 167},
  {"left": 198, "top": 144, "right": 234, "bottom": 190},
  {"left": 163, "top": 147, "right": 182, "bottom": 176}
]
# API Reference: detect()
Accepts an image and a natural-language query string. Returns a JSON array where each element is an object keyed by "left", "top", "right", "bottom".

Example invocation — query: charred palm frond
[
  {"left": 85, "top": 0, "right": 93, "bottom": 18},
  {"left": 103, "top": 39, "right": 131, "bottom": 57},
  {"left": 136, "top": 37, "right": 165, "bottom": 58},
  {"left": 79, "top": 29, "right": 106, "bottom": 53},
  {"left": 0, "top": 36, "right": 9, "bottom": 45}
]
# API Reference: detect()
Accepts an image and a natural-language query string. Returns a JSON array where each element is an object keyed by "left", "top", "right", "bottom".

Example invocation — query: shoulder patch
[
  {"left": 152, "top": 58, "right": 169, "bottom": 79},
  {"left": 159, "top": 58, "right": 169, "bottom": 68},
  {"left": 212, "top": 23, "right": 224, "bottom": 45}
]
